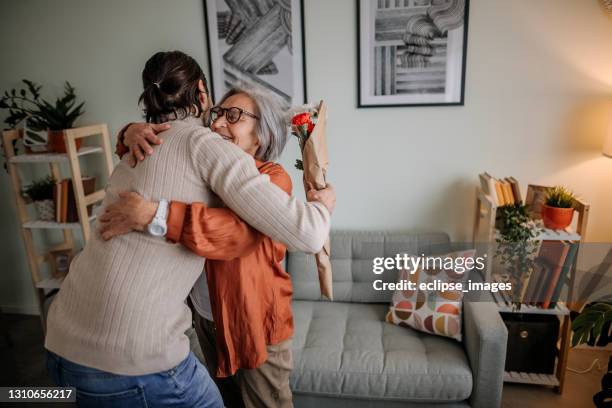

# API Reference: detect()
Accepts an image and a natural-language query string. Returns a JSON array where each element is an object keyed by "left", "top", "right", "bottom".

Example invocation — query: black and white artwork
[
  {"left": 358, "top": 0, "right": 469, "bottom": 107},
  {"left": 204, "top": 0, "right": 306, "bottom": 105}
]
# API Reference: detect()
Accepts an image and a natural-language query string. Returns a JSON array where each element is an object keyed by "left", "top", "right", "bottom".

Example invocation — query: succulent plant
[{"left": 545, "top": 186, "right": 576, "bottom": 209}]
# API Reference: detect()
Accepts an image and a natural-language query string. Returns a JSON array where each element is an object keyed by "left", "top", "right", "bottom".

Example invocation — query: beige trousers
[{"left": 237, "top": 339, "right": 294, "bottom": 408}]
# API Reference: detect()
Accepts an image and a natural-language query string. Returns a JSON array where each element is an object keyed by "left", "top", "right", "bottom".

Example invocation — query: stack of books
[
  {"left": 479, "top": 172, "right": 522, "bottom": 205},
  {"left": 520, "top": 240, "right": 578, "bottom": 309},
  {"left": 496, "top": 240, "right": 578, "bottom": 309},
  {"left": 53, "top": 177, "right": 96, "bottom": 223}
]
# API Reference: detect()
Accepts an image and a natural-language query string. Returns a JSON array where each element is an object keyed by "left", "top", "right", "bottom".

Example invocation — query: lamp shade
[{"left": 605, "top": 112, "right": 612, "bottom": 158}]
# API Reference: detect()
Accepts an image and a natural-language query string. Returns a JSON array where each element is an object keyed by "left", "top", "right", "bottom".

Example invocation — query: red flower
[
  {"left": 307, "top": 122, "right": 315, "bottom": 133},
  {"left": 292, "top": 112, "right": 311, "bottom": 127}
]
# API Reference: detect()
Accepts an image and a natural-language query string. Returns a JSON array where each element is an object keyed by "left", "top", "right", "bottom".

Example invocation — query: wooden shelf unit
[
  {"left": 2, "top": 124, "right": 114, "bottom": 330},
  {"left": 473, "top": 184, "right": 590, "bottom": 394}
]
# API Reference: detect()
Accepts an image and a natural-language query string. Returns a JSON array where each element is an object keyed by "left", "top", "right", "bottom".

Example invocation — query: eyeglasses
[{"left": 209, "top": 106, "right": 259, "bottom": 124}]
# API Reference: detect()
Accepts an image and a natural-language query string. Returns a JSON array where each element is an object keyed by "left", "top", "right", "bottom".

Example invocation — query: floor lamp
[{"left": 575, "top": 114, "right": 612, "bottom": 310}]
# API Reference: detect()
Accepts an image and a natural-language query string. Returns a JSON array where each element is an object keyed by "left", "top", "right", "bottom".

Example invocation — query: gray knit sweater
[{"left": 44, "top": 116, "right": 330, "bottom": 375}]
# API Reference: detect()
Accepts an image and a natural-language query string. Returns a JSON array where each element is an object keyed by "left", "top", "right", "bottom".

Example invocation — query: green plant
[
  {"left": 495, "top": 203, "right": 542, "bottom": 309},
  {"left": 572, "top": 302, "right": 612, "bottom": 347},
  {"left": 545, "top": 186, "right": 575, "bottom": 209},
  {"left": 23, "top": 175, "right": 55, "bottom": 201},
  {"left": 0, "top": 79, "right": 85, "bottom": 131}
]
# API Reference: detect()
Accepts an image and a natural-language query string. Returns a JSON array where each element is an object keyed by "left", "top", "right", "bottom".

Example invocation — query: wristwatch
[{"left": 147, "top": 199, "right": 169, "bottom": 237}]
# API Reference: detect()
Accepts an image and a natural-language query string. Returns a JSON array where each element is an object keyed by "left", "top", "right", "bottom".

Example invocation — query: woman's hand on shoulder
[
  {"left": 98, "top": 192, "right": 159, "bottom": 240},
  {"left": 123, "top": 122, "right": 170, "bottom": 167},
  {"left": 307, "top": 183, "right": 336, "bottom": 215}
]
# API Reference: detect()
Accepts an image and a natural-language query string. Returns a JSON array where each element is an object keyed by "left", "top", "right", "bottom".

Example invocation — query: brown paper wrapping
[{"left": 301, "top": 101, "right": 332, "bottom": 300}]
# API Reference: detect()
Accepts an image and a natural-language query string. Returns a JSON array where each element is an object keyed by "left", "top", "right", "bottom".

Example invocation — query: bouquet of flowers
[{"left": 289, "top": 100, "right": 333, "bottom": 300}]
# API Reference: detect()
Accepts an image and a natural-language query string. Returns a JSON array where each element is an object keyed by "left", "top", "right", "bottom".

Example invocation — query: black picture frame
[
  {"left": 203, "top": 0, "right": 307, "bottom": 105},
  {"left": 357, "top": 0, "right": 469, "bottom": 108}
]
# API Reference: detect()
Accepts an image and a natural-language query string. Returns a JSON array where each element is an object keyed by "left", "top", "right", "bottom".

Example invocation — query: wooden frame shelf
[
  {"left": 35, "top": 277, "right": 65, "bottom": 290},
  {"left": 473, "top": 183, "right": 590, "bottom": 395},
  {"left": 9, "top": 146, "right": 103, "bottom": 164},
  {"left": 491, "top": 291, "right": 570, "bottom": 316},
  {"left": 504, "top": 371, "right": 560, "bottom": 387},
  {"left": 494, "top": 228, "right": 581, "bottom": 242},
  {"left": 2, "top": 124, "right": 114, "bottom": 331}
]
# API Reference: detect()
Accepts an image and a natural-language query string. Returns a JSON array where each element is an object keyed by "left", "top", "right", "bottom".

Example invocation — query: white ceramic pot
[{"left": 34, "top": 199, "right": 55, "bottom": 221}]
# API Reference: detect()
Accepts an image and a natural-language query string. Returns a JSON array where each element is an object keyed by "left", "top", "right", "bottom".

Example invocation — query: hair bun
[{"left": 139, "top": 51, "right": 208, "bottom": 123}]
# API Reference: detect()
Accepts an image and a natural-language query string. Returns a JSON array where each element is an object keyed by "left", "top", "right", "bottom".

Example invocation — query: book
[
  {"left": 61, "top": 179, "right": 69, "bottom": 223},
  {"left": 66, "top": 181, "right": 77, "bottom": 223},
  {"left": 548, "top": 242, "right": 579, "bottom": 309},
  {"left": 506, "top": 177, "right": 522, "bottom": 204},
  {"left": 530, "top": 262, "right": 550, "bottom": 306},
  {"left": 479, "top": 173, "right": 521, "bottom": 207},
  {"left": 536, "top": 241, "right": 570, "bottom": 308},
  {"left": 523, "top": 261, "right": 544, "bottom": 305},
  {"left": 494, "top": 180, "right": 506, "bottom": 206},
  {"left": 65, "top": 177, "right": 96, "bottom": 222},
  {"left": 519, "top": 238, "right": 544, "bottom": 305},
  {"left": 501, "top": 180, "right": 515, "bottom": 205},
  {"left": 518, "top": 272, "right": 530, "bottom": 304}
]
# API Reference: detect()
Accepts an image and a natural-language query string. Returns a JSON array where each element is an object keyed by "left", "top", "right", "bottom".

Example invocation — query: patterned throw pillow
[{"left": 385, "top": 249, "right": 476, "bottom": 341}]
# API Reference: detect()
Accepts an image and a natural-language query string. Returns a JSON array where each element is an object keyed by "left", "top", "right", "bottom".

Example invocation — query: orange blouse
[{"left": 165, "top": 160, "right": 294, "bottom": 378}]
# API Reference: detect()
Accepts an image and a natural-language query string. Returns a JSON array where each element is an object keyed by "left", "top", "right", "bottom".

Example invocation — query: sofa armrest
[{"left": 463, "top": 293, "right": 507, "bottom": 408}]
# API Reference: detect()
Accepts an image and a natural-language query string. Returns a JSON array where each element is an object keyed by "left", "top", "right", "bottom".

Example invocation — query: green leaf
[
  {"left": 295, "top": 159, "right": 303, "bottom": 171},
  {"left": 23, "top": 175, "right": 56, "bottom": 201},
  {"left": 571, "top": 302, "right": 612, "bottom": 347},
  {"left": 2, "top": 79, "right": 84, "bottom": 130}
]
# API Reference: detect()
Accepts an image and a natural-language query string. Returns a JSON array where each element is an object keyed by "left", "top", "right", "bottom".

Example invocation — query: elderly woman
[
  {"left": 102, "top": 85, "right": 308, "bottom": 408},
  {"left": 45, "top": 48, "right": 334, "bottom": 407}
]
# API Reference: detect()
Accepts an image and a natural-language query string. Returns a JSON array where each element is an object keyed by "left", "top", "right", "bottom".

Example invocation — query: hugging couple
[{"left": 44, "top": 50, "right": 335, "bottom": 408}]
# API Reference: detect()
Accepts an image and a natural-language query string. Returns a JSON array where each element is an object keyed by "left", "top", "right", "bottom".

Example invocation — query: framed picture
[
  {"left": 357, "top": 0, "right": 469, "bottom": 107},
  {"left": 203, "top": 0, "right": 307, "bottom": 105},
  {"left": 47, "top": 249, "right": 74, "bottom": 279},
  {"left": 525, "top": 184, "right": 550, "bottom": 220}
]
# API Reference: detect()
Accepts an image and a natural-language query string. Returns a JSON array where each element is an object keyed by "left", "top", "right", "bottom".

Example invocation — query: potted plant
[
  {"left": 572, "top": 302, "right": 612, "bottom": 407},
  {"left": 541, "top": 186, "right": 576, "bottom": 230},
  {"left": 0, "top": 80, "right": 85, "bottom": 153},
  {"left": 495, "top": 203, "right": 542, "bottom": 309},
  {"left": 23, "top": 175, "right": 56, "bottom": 221}
]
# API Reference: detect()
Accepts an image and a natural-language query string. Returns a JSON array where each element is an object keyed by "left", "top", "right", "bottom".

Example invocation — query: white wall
[{"left": 1, "top": 0, "right": 611, "bottom": 314}]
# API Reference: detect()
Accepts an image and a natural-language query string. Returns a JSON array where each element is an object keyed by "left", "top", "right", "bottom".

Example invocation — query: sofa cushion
[
  {"left": 386, "top": 249, "right": 476, "bottom": 342},
  {"left": 290, "top": 301, "right": 473, "bottom": 402},
  {"left": 287, "top": 231, "right": 452, "bottom": 303}
]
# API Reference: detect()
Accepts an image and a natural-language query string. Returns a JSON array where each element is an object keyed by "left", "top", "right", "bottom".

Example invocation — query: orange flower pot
[
  {"left": 541, "top": 204, "right": 574, "bottom": 230},
  {"left": 48, "top": 130, "right": 81, "bottom": 153}
]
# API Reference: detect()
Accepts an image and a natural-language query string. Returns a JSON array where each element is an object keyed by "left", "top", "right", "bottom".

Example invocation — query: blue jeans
[{"left": 46, "top": 350, "right": 223, "bottom": 408}]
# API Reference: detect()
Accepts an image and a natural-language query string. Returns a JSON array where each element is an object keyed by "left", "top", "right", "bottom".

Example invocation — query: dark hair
[{"left": 138, "top": 51, "right": 208, "bottom": 123}]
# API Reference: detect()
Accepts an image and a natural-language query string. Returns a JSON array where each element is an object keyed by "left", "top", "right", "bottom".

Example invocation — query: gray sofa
[{"left": 286, "top": 231, "right": 508, "bottom": 408}]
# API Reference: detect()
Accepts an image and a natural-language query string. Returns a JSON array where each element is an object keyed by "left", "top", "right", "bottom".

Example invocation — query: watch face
[{"left": 148, "top": 224, "right": 164, "bottom": 236}]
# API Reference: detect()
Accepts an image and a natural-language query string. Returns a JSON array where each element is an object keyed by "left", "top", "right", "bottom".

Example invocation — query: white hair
[{"left": 217, "top": 83, "right": 289, "bottom": 162}]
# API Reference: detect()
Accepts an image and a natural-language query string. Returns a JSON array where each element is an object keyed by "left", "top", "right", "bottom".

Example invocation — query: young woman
[
  {"left": 45, "top": 50, "right": 333, "bottom": 407},
  {"left": 99, "top": 85, "right": 310, "bottom": 407}
]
